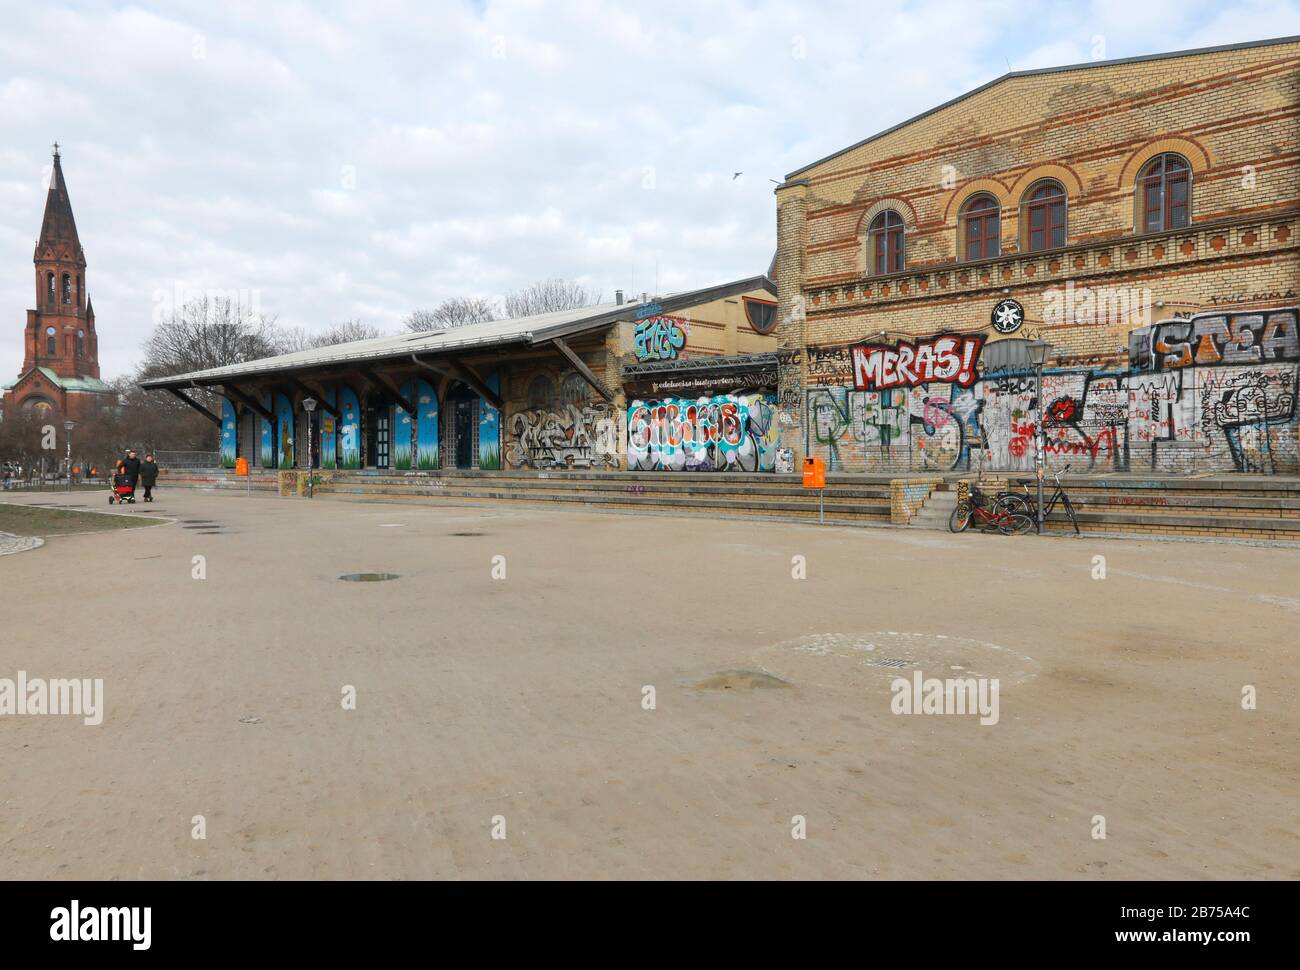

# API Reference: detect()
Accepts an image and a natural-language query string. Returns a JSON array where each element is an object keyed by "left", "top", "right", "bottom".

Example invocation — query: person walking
[
  {"left": 115, "top": 449, "right": 141, "bottom": 503},
  {"left": 140, "top": 453, "right": 159, "bottom": 502}
]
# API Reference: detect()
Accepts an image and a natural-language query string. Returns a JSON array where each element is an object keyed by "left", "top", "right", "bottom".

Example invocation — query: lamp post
[
  {"left": 1026, "top": 341, "right": 1051, "bottom": 535},
  {"left": 63, "top": 419, "right": 75, "bottom": 493},
  {"left": 302, "top": 398, "right": 317, "bottom": 498}
]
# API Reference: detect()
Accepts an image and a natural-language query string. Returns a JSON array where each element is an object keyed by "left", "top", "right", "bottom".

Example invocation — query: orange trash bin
[
  {"left": 234, "top": 457, "right": 249, "bottom": 477},
  {"left": 802, "top": 456, "right": 825, "bottom": 489}
]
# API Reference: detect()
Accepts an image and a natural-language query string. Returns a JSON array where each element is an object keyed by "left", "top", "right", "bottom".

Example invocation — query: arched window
[
  {"left": 1023, "top": 180, "right": 1067, "bottom": 252},
  {"left": 526, "top": 374, "right": 556, "bottom": 411},
  {"left": 1138, "top": 153, "right": 1191, "bottom": 232},
  {"left": 77, "top": 330, "right": 85, "bottom": 356},
  {"left": 62, "top": 273, "right": 72, "bottom": 304},
  {"left": 868, "top": 210, "right": 905, "bottom": 275},
  {"left": 960, "top": 194, "right": 1000, "bottom": 261},
  {"left": 559, "top": 372, "right": 589, "bottom": 406},
  {"left": 45, "top": 326, "right": 57, "bottom": 355},
  {"left": 46, "top": 273, "right": 55, "bottom": 303}
]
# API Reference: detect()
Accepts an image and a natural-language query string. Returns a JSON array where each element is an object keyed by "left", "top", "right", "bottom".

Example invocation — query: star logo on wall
[{"left": 991, "top": 298, "right": 1025, "bottom": 334}]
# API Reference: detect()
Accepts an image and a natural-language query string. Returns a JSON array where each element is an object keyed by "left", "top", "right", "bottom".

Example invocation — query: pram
[{"left": 108, "top": 472, "right": 136, "bottom": 504}]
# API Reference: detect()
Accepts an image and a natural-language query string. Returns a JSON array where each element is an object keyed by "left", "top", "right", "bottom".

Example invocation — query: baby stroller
[{"left": 109, "top": 472, "right": 136, "bottom": 504}]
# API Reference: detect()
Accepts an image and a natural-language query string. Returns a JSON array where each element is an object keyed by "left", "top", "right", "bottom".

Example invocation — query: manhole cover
[
  {"left": 871, "top": 658, "right": 912, "bottom": 669},
  {"left": 339, "top": 572, "right": 400, "bottom": 582}
]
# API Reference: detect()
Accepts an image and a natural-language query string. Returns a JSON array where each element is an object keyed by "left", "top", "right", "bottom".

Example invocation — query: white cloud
[{"left": 0, "top": 0, "right": 1297, "bottom": 379}]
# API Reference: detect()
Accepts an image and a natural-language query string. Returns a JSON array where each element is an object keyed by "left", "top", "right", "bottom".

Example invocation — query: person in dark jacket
[
  {"left": 140, "top": 453, "right": 159, "bottom": 502},
  {"left": 116, "top": 450, "right": 141, "bottom": 501}
]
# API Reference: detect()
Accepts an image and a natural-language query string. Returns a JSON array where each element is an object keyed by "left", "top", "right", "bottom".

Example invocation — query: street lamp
[
  {"left": 63, "top": 419, "right": 75, "bottom": 493},
  {"left": 1026, "top": 341, "right": 1052, "bottom": 535},
  {"left": 302, "top": 398, "right": 317, "bottom": 498}
]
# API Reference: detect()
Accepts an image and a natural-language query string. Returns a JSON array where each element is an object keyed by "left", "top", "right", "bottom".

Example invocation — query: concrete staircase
[{"left": 907, "top": 486, "right": 958, "bottom": 530}]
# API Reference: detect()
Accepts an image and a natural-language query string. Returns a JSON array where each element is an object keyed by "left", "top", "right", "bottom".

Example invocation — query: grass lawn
[{"left": 0, "top": 503, "right": 159, "bottom": 537}]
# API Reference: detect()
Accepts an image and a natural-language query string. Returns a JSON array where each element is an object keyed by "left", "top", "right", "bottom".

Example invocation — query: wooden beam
[
  {"left": 551, "top": 337, "right": 613, "bottom": 402},
  {"left": 444, "top": 356, "right": 504, "bottom": 411},
  {"left": 291, "top": 378, "right": 340, "bottom": 418},
  {"left": 166, "top": 387, "right": 221, "bottom": 426},
  {"left": 359, "top": 368, "right": 416, "bottom": 415},
  {"left": 224, "top": 384, "right": 274, "bottom": 423}
]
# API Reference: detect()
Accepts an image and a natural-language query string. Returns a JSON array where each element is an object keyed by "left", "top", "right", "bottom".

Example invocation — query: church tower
[{"left": 3, "top": 145, "right": 112, "bottom": 419}]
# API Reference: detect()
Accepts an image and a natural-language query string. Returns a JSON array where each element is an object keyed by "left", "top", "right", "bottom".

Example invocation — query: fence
[{"left": 155, "top": 451, "right": 221, "bottom": 468}]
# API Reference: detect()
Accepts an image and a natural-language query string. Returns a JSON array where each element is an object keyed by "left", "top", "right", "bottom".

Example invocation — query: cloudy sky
[{"left": 1, "top": 0, "right": 1297, "bottom": 379}]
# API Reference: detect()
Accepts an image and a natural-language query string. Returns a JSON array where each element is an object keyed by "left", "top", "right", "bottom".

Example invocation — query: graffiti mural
[
  {"left": 395, "top": 382, "right": 416, "bottom": 470},
  {"left": 627, "top": 393, "right": 778, "bottom": 472},
  {"left": 478, "top": 371, "right": 501, "bottom": 469},
  {"left": 260, "top": 394, "right": 274, "bottom": 468},
  {"left": 852, "top": 334, "right": 983, "bottom": 390},
  {"left": 274, "top": 393, "right": 294, "bottom": 469},
  {"left": 320, "top": 389, "right": 337, "bottom": 468},
  {"left": 507, "top": 401, "right": 619, "bottom": 469},
  {"left": 633, "top": 316, "right": 687, "bottom": 362},
  {"left": 220, "top": 398, "right": 237, "bottom": 468},
  {"left": 337, "top": 386, "right": 361, "bottom": 469},
  {"left": 414, "top": 379, "right": 440, "bottom": 469},
  {"left": 806, "top": 308, "right": 1300, "bottom": 475}
]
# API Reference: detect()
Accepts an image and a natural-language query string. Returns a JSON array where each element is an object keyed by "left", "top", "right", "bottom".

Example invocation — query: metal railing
[{"left": 155, "top": 450, "right": 221, "bottom": 468}]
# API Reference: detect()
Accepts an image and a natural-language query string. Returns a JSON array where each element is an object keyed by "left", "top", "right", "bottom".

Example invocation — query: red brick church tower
[{"left": 2, "top": 145, "right": 113, "bottom": 420}]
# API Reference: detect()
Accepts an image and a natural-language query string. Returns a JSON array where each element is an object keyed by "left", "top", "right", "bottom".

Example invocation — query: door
[
  {"left": 454, "top": 398, "right": 474, "bottom": 468},
  {"left": 366, "top": 405, "right": 390, "bottom": 469}
]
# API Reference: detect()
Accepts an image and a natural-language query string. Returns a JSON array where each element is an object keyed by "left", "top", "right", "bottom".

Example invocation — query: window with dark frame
[
  {"left": 961, "top": 194, "right": 1001, "bottom": 261},
  {"left": 46, "top": 272, "right": 55, "bottom": 303},
  {"left": 744, "top": 298, "right": 778, "bottom": 334},
  {"left": 1138, "top": 153, "right": 1191, "bottom": 232},
  {"left": 1023, "top": 180, "right": 1067, "bottom": 252},
  {"left": 868, "top": 210, "right": 905, "bottom": 275},
  {"left": 62, "top": 273, "right": 72, "bottom": 304}
]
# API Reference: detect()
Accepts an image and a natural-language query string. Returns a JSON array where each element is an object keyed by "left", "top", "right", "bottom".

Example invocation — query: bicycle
[
  {"left": 949, "top": 483, "right": 1034, "bottom": 535},
  {"left": 997, "top": 464, "right": 1081, "bottom": 534}
]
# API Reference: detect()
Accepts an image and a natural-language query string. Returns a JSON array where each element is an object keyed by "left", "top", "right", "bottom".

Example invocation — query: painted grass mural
[
  {"left": 220, "top": 398, "right": 237, "bottom": 468},
  {"left": 260, "top": 394, "right": 274, "bottom": 467},
  {"left": 395, "top": 382, "right": 416, "bottom": 470},
  {"left": 337, "top": 385, "right": 361, "bottom": 469},
  {"left": 320, "top": 388, "right": 337, "bottom": 468},
  {"left": 415, "top": 379, "right": 440, "bottom": 469},
  {"left": 275, "top": 393, "right": 295, "bottom": 469},
  {"left": 478, "top": 371, "right": 501, "bottom": 469}
]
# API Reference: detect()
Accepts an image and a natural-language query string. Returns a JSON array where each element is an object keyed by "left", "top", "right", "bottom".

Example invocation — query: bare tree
[
  {"left": 404, "top": 297, "right": 500, "bottom": 333},
  {"left": 503, "top": 279, "right": 602, "bottom": 319},
  {"left": 276, "top": 319, "right": 386, "bottom": 352},
  {"left": 139, "top": 295, "right": 280, "bottom": 380}
]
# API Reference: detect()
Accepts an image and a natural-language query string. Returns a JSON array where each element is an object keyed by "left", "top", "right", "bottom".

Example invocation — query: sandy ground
[{"left": 1, "top": 487, "right": 1297, "bottom": 880}]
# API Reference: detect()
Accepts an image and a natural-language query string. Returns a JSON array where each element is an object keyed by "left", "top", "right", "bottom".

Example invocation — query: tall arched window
[
  {"left": 1023, "top": 180, "right": 1067, "bottom": 252},
  {"left": 46, "top": 272, "right": 55, "bottom": 303},
  {"left": 45, "top": 327, "right": 57, "bottom": 355},
  {"left": 77, "top": 330, "right": 85, "bottom": 357},
  {"left": 960, "top": 194, "right": 1000, "bottom": 261},
  {"left": 61, "top": 273, "right": 72, "bottom": 304},
  {"left": 868, "top": 210, "right": 905, "bottom": 275},
  {"left": 526, "top": 374, "right": 556, "bottom": 411},
  {"left": 1138, "top": 153, "right": 1191, "bottom": 232}
]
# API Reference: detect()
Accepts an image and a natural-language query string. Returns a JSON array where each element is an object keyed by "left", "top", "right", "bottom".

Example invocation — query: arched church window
[
  {"left": 62, "top": 274, "right": 72, "bottom": 304},
  {"left": 45, "top": 326, "right": 57, "bottom": 355},
  {"left": 46, "top": 273, "right": 55, "bottom": 303}
]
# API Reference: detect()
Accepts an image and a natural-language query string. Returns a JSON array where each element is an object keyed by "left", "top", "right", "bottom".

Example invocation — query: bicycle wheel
[
  {"left": 996, "top": 493, "right": 1032, "bottom": 517},
  {"left": 999, "top": 511, "right": 1033, "bottom": 536},
  {"left": 948, "top": 505, "right": 972, "bottom": 532},
  {"left": 1063, "top": 494, "right": 1081, "bottom": 534}
]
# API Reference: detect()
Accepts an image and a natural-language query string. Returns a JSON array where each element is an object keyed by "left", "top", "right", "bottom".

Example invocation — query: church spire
[{"left": 37, "top": 143, "right": 82, "bottom": 257}]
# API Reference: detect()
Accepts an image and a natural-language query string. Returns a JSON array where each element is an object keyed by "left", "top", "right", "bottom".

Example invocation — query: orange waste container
[
  {"left": 802, "top": 456, "right": 825, "bottom": 489},
  {"left": 234, "top": 457, "right": 249, "bottom": 477}
]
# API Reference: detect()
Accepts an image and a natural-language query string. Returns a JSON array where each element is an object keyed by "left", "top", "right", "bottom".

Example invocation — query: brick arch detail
[
  {"left": 942, "top": 177, "right": 1012, "bottom": 223},
  {"left": 1007, "top": 163, "right": 1085, "bottom": 203},
  {"left": 1117, "top": 135, "right": 1212, "bottom": 188},
  {"left": 856, "top": 197, "right": 919, "bottom": 236}
]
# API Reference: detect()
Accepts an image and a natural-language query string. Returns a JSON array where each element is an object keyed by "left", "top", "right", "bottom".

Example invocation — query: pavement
[{"left": 1, "top": 488, "right": 1297, "bottom": 879}]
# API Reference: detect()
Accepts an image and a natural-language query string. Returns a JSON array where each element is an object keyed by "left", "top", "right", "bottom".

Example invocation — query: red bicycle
[{"left": 949, "top": 484, "right": 1034, "bottom": 535}]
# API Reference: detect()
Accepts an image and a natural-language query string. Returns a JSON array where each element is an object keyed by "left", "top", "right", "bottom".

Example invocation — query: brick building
[
  {"left": 141, "top": 275, "right": 779, "bottom": 473},
  {"left": 774, "top": 36, "right": 1300, "bottom": 476},
  {"left": 2, "top": 147, "right": 114, "bottom": 421}
]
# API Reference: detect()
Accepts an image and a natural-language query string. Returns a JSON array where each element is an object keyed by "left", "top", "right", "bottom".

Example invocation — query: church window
[{"left": 62, "top": 274, "right": 72, "bottom": 304}]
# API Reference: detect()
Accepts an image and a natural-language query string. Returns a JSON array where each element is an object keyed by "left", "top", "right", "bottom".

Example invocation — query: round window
[
  {"left": 45, "top": 326, "right": 56, "bottom": 335},
  {"left": 78, "top": 329, "right": 84, "bottom": 337}
]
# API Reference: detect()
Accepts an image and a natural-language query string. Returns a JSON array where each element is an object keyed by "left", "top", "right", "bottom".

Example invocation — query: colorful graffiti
[
  {"left": 337, "top": 386, "right": 361, "bottom": 469},
  {"left": 851, "top": 334, "right": 983, "bottom": 391},
  {"left": 274, "top": 393, "right": 294, "bottom": 469},
  {"left": 220, "top": 399, "right": 237, "bottom": 468},
  {"left": 260, "top": 394, "right": 274, "bottom": 468},
  {"left": 507, "top": 401, "right": 619, "bottom": 469},
  {"left": 414, "top": 379, "right": 440, "bottom": 470},
  {"left": 320, "top": 389, "right": 337, "bottom": 468},
  {"left": 633, "top": 316, "right": 687, "bottom": 362},
  {"left": 807, "top": 308, "right": 1299, "bottom": 475},
  {"left": 478, "top": 371, "right": 501, "bottom": 469},
  {"left": 627, "top": 393, "right": 778, "bottom": 472},
  {"left": 395, "top": 383, "right": 416, "bottom": 471}
]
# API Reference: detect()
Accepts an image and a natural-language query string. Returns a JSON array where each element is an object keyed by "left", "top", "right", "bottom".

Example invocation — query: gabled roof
[
  {"left": 784, "top": 34, "right": 1300, "bottom": 181},
  {"left": 2, "top": 367, "right": 113, "bottom": 394},
  {"left": 139, "top": 274, "right": 776, "bottom": 389},
  {"left": 37, "top": 150, "right": 82, "bottom": 255}
]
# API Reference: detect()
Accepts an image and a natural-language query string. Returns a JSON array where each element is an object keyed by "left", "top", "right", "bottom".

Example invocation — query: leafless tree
[
  {"left": 275, "top": 319, "right": 385, "bottom": 353},
  {"left": 139, "top": 295, "right": 280, "bottom": 381},
  {"left": 503, "top": 279, "right": 602, "bottom": 319},
  {"left": 404, "top": 297, "right": 500, "bottom": 333}
]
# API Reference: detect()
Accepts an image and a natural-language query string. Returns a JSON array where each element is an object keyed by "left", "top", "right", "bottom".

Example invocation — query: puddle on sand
[
  {"left": 339, "top": 572, "right": 400, "bottom": 582},
  {"left": 695, "top": 669, "right": 792, "bottom": 691}
]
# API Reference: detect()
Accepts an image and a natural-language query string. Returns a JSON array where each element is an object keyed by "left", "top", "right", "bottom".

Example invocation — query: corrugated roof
[{"left": 140, "top": 274, "right": 775, "bottom": 389}]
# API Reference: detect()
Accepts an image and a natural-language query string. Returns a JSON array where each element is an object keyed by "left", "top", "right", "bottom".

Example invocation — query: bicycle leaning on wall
[{"left": 996, "top": 464, "right": 1082, "bottom": 535}]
